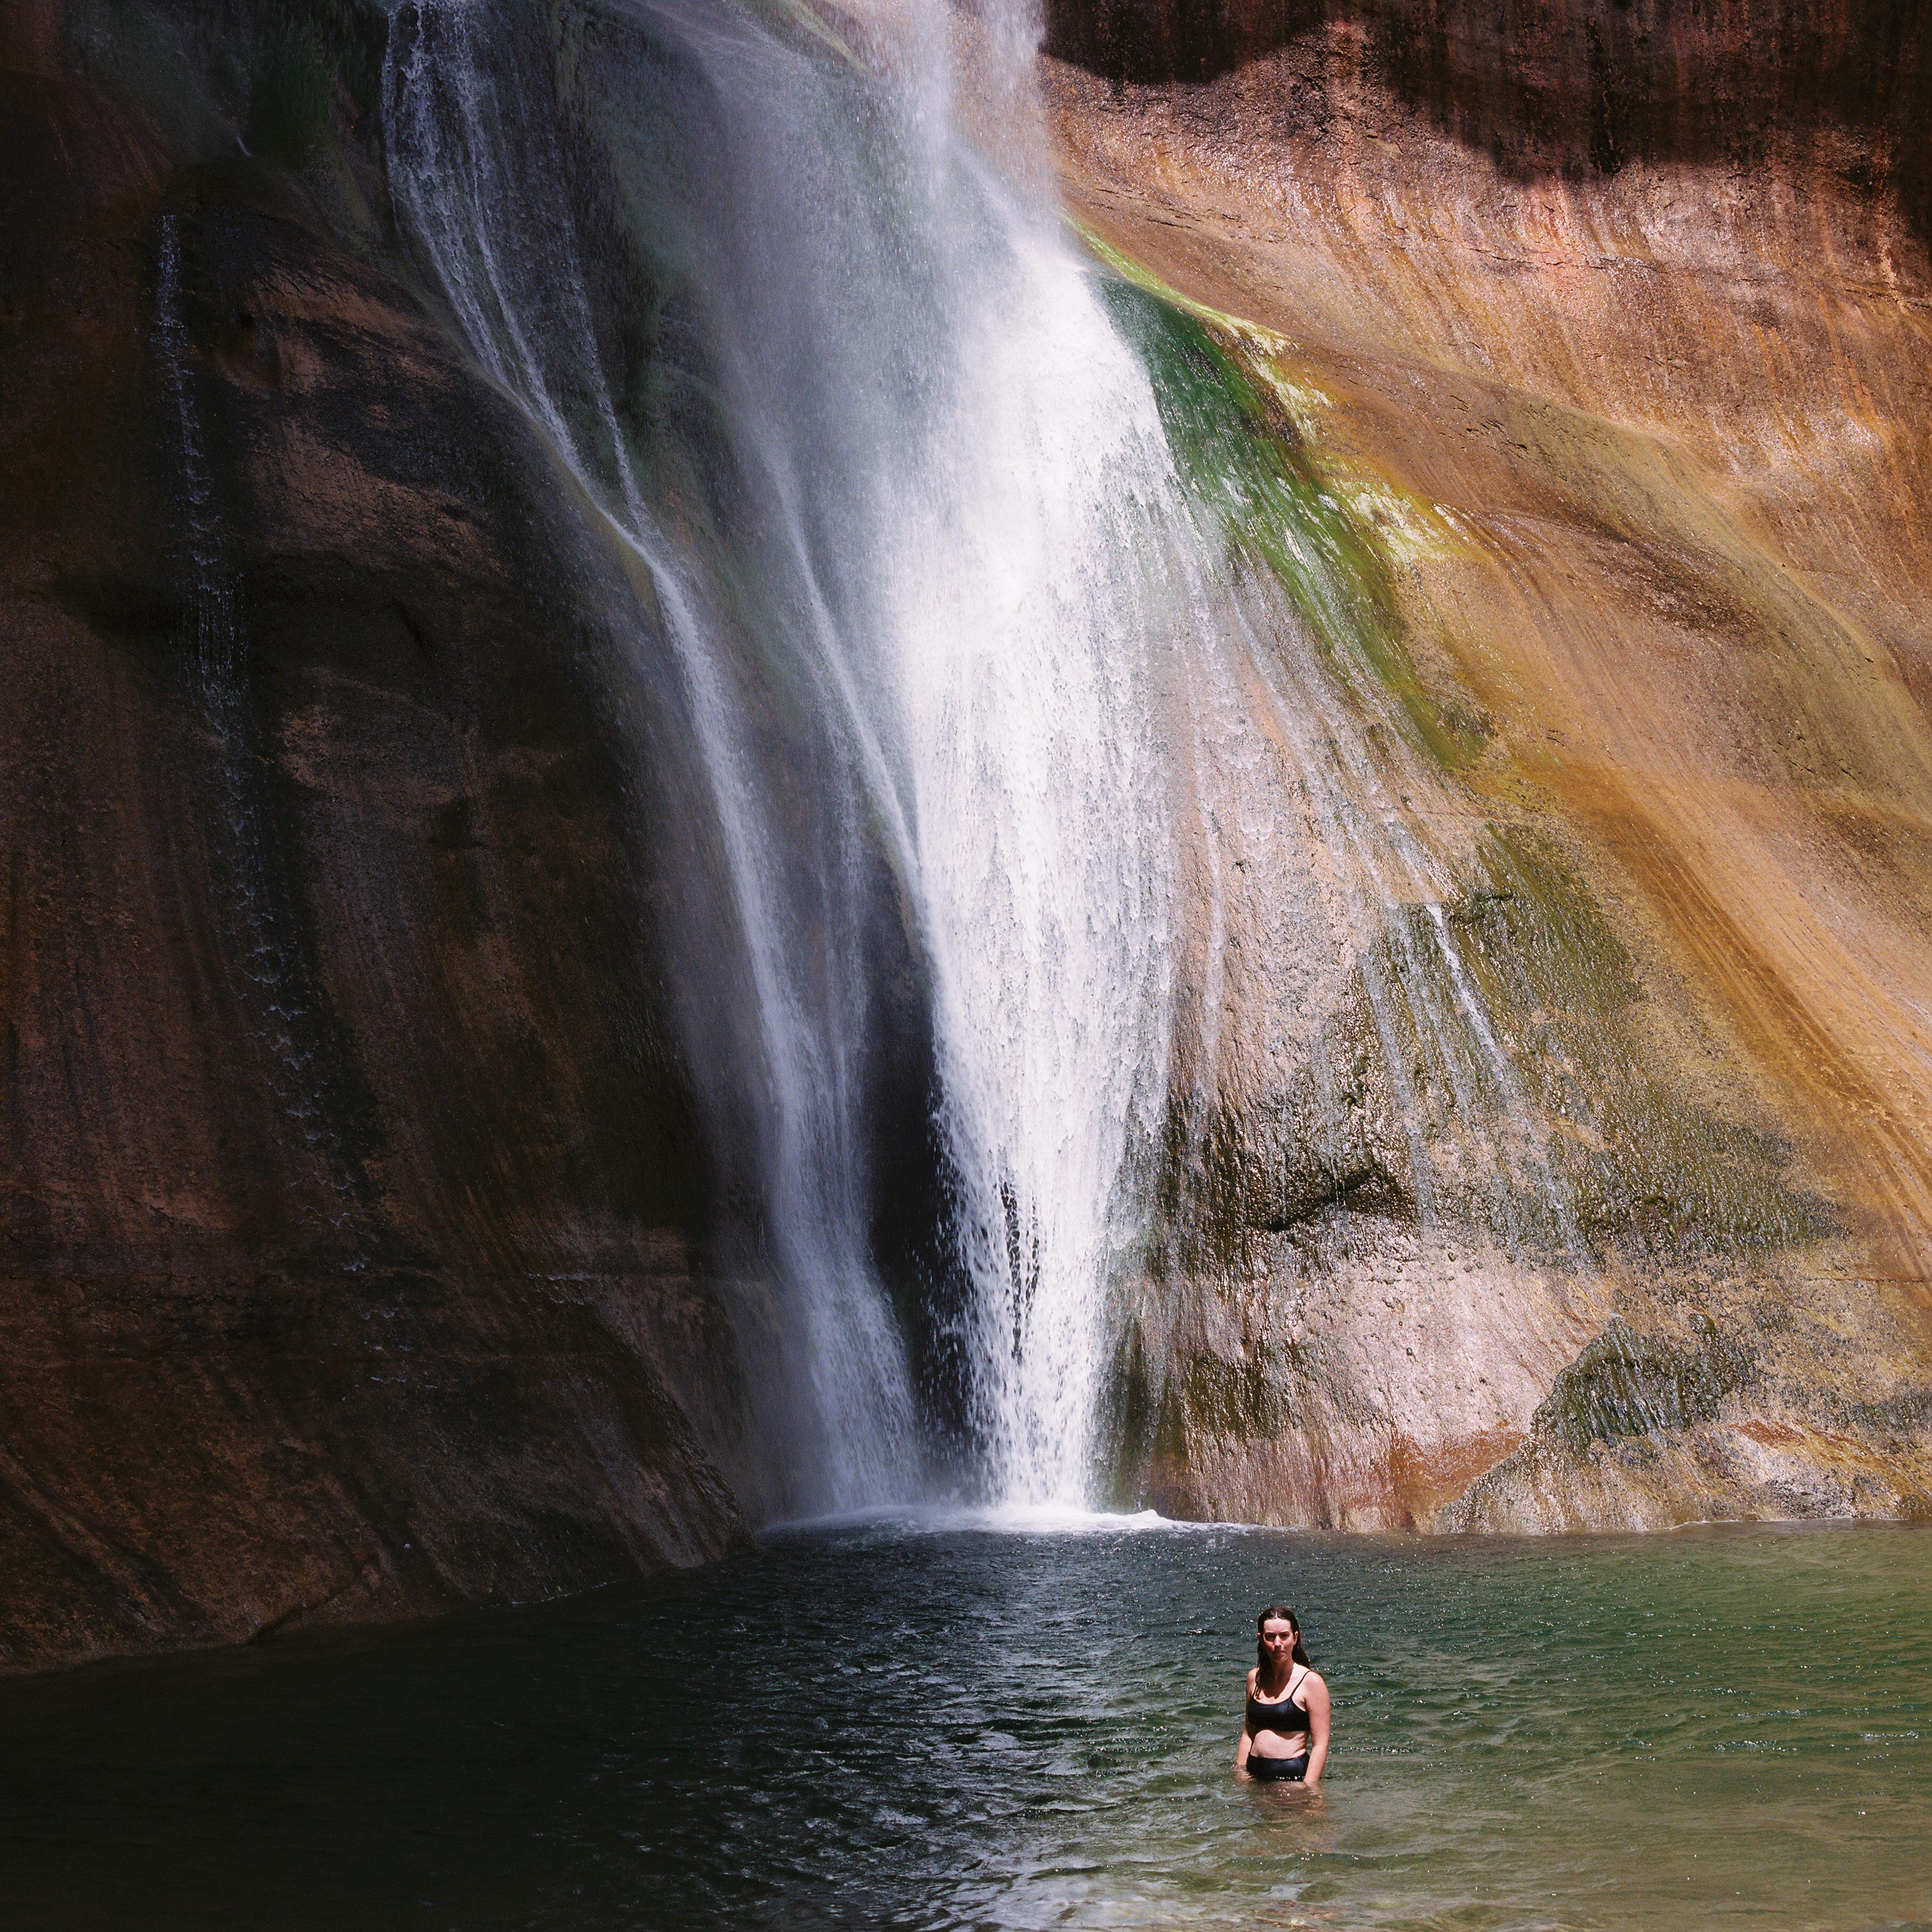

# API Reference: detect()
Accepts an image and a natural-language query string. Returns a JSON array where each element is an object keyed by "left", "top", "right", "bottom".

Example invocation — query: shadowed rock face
[
  {"left": 1043, "top": 0, "right": 1932, "bottom": 241},
  {"left": 1046, "top": 0, "right": 1932, "bottom": 1529},
  {"left": 0, "top": 14, "right": 750, "bottom": 1672}
]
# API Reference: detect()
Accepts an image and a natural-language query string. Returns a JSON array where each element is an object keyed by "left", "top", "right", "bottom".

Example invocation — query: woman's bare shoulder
[
  {"left": 1301, "top": 1668, "right": 1331, "bottom": 1695},
  {"left": 1246, "top": 1665, "right": 1258, "bottom": 1690}
]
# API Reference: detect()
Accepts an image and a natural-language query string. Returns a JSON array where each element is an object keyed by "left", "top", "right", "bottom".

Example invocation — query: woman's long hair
[{"left": 1256, "top": 1604, "right": 1314, "bottom": 1672}]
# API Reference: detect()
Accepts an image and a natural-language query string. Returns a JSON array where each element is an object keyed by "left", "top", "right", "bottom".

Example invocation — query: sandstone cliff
[
  {"left": 4, "top": 0, "right": 1932, "bottom": 1676},
  {"left": 0, "top": 0, "right": 750, "bottom": 1673},
  {"left": 1043, "top": 0, "right": 1932, "bottom": 1528}
]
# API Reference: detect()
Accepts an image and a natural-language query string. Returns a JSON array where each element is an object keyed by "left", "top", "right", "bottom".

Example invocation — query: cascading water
[
  {"left": 381, "top": 0, "right": 1194, "bottom": 1510},
  {"left": 382, "top": 0, "right": 924, "bottom": 1512},
  {"left": 379, "top": 0, "right": 1577, "bottom": 1515}
]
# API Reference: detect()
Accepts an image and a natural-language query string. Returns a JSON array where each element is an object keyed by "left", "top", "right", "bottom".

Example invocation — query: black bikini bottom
[{"left": 1249, "top": 1753, "right": 1308, "bottom": 1783}]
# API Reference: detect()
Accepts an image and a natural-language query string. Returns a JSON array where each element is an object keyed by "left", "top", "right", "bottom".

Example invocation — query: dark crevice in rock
[{"left": 1255, "top": 1157, "right": 1413, "bottom": 1232}]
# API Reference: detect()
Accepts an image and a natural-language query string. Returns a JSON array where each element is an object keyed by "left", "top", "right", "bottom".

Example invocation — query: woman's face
[{"left": 1260, "top": 1619, "right": 1296, "bottom": 1664}]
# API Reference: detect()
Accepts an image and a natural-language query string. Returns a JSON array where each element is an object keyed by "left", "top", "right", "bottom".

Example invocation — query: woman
[{"left": 1236, "top": 1603, "right": 1331, "bottom": 1785}]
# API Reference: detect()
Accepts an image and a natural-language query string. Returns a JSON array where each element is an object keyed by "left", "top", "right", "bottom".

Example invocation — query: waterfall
[
  {"left": 881, "top": 200, "right": 1184, "bottom": 1505},
  {"left": 380, "top": 0, "right": 1191, "bottom": 1508},
  {"left": 383, "top": 0, "right": 927, "bottom": 1512},
  {"left": 379, "top": 0, "right": 1577, "bottom": 1515}
]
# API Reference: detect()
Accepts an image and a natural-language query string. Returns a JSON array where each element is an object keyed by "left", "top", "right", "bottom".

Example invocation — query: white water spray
[
  {"left": 380, "top": 0, "right": 1578, "bottom": 1514},
  {"left": 384, "top": 0, "right": 923, "bottom": 1510},
  {"left": 381, "top": 0, "right": 1195, "bottom": 1506}
]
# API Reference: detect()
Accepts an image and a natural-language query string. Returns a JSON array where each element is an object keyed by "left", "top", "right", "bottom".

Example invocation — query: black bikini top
[{"left": 1247, "top": 1665, "right": 1312, "bottom": 1733}]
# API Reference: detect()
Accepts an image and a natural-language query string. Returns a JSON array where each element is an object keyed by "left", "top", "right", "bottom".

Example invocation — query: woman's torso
[{"left": 1247, "top": 1665, "right": 1312, "bottom": 1758}]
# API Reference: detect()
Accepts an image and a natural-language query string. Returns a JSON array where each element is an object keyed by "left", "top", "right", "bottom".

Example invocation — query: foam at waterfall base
[{"left": 768, "top": 1502, "right": 1274, "bottom": 1538}]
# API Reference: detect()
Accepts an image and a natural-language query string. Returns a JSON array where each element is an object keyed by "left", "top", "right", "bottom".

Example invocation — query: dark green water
[{"left": 3, "top": 1518, "right": 1927, "bottom": 1931}]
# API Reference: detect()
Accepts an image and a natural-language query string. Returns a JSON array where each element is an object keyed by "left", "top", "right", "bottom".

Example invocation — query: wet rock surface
[
  {"left": 0, "top": 7, "right": 747, "bottom": 1672},
  {"left": 1051, "top": 0, "right": 1932, "bottom": 1529},
  {"left": 6, "top": 0, "right": 1932, "bottom": 1673},
  {"left": 1043, "top": 0, "right": 1932, "bottom": 248}
]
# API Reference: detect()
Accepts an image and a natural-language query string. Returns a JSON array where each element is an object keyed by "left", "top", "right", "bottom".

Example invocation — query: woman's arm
[
  {"left": 1235, "top": 1669, "right": 1255, "bottom": 1775},
  {"left": 1301, "top": 1672, "right": 1332, "bottom": 1787}
]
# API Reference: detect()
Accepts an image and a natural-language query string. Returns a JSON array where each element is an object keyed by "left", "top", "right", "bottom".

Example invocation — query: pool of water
[{"left": 3, "top": 1518, "right": 1927, "bottom": 1930}]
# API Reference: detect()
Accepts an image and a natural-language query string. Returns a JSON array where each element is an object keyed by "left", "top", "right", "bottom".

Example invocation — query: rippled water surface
[{"left": 3, "top": 1520, "right": 1927, "bottom": 1930}]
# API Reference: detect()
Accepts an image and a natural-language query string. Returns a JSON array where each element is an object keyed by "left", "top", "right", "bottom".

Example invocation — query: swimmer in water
[{"left": 1236, "top": 1603, "right": 1331, "bottom": 1786}]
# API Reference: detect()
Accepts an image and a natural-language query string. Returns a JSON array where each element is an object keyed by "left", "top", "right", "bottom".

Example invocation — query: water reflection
[{"left": 0, "top": 1520, "right": 1925, "bottom": 1930}]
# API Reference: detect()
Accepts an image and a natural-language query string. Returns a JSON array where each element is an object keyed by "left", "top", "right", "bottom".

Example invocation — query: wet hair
[{"left": 1256, "top": 1603, "right": 1314, "bottom": 1671}]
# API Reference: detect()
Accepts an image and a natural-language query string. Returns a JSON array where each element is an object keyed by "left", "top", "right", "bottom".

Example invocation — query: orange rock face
[{"left": 1045, "top": 3, "right": 1932, "bottom": 1528}]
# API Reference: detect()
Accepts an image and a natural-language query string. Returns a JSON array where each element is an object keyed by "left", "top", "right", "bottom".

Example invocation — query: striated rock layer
[
  {"left": 0, "top": 3, "right": 752, "bottom": 1673},
  {"left": 1046, "top": 0, "right": 1932, "bottom": 1529}
]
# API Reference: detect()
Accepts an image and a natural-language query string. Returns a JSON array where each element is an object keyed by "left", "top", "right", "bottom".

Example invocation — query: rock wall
[
  {"left": 0, "top": 3, "right": 750, "bottom": 1673},
  {"left": 1043, "top": 0, "right": 1932, "bottom": 237},
  {"left": 1046, "top": 0, "right": 1932, "bottom": 1527},
  {"left": 5, "top": 0, "right": 1932, "bottom": 1673}
]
